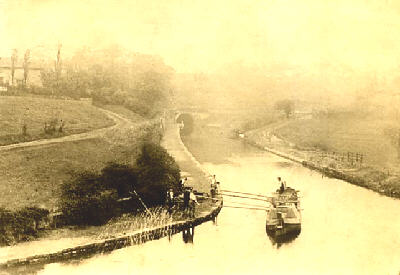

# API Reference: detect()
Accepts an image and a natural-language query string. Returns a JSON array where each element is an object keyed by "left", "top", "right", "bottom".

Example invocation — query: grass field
[
  {"left": 0, "top": 96, "right": 114, "bottom": 145},
  {"left": 98, "top": 104, "right": 145, "bottom": 123},
  {"left": 0, "top": 138, "right": 140, "bottom": 210},
  {"left": 0, "top": 101, "right": 160, "bottom": 211},
  {"left": 274, "top": 117, "right": 400, "bottom": 168}
]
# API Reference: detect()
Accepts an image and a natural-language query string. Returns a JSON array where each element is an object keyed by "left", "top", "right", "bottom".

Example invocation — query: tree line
[{"left": 26, "top": 45, "right": 174, "bottom": 118}]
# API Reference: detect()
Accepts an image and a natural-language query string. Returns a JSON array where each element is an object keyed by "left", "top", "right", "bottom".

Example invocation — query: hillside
[
  {"left": 0, "top": 96, "right": 114, "bottom": 145},
  {"left": 0, "top": 99, "right": 161, "bottom": 211}
]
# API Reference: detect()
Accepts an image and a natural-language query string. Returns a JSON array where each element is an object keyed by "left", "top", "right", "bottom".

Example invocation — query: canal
[{"left": 34, "top": 116, "right": 400, "bottom": 275}]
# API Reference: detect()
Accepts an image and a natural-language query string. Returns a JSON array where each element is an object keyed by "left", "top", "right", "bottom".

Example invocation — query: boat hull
[
  {"left": 266, "top": 224, "right": 301, "bottom": 245},
  {"left": 266, "top": 223, "right": 301, "bottom": 235}
]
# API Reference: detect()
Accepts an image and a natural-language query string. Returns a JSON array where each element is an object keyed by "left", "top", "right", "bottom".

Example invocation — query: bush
[
  {"left": 0, "top": 208, "right": 15, "bottom": 245},
  {"left": 101, "top": 163, "right": 138, "bottom": 198},
  {"left": 59, "top": 143, "right": 181, "bottom": 226},
  {"left": 0, "top": 207, "right": 49, "bottom": 246},
  {"left": 60, "top": 171, "right": 120, "bottom": 226},
  {"left": 136, "top": 142, "right": 181, "bottom": 206},
  {"left": 124, "top": 97, "right": 151, "bottom": 117}
]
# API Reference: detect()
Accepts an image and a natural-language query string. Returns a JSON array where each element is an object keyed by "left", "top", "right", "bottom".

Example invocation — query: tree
[
  {"left": 55, "top": 43, "right": 62, "bottom": 89},
  {"left": 23, "top": 49, "right": 30, "bottom": 86},
  {"left": 275, "top": 99, "right": 295, "bottom": 118},
  {"left": 39, "top": 45, "right": 173, "bottom": 116},
  {"left": 59, "top": 171, "right": 120, "bottom": 226},
  {"left": 11, "top": 49, "right": 18, "bottom": 86},
  {"left": 100, "top": 163, "right": 138, "bottom": 198},
  {"left": 59, "top": 150, "right": 181, "bottom": 225},
  {"left": 136, "top": 142, "right": 181, "bottom": 206}
]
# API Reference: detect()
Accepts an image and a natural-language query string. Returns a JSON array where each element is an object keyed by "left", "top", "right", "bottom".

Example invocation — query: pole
[
  {"left": 221, "top": 189, "right": 271, "bottom": 199},
  {"left": 221, "top": 193, "right": 271, "bottom": 203},
  {"left": 223, "top": 201, "right": 270, "bottom": 208},
  {"left": 131, "top": 190, "right": 152, "bottom": 217},
  {"left": 223, "top": 205, "right": 269, "bottom": 211}
]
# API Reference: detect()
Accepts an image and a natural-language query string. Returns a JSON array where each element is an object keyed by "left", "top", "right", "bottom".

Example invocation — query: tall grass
[{"left": 96, "top": 207, "right": 185, "bottom": 239}]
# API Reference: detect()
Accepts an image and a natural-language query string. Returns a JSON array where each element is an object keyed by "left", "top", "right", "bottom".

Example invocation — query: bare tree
[
  {"left": 23, "top": 49, "right": 30, "bottom": 86},
  {"left": 55, "top": 43, "right": 62, "bottom": 87},
  {"left": 11, "top": 49, "right": 18, "bottom": 86}
]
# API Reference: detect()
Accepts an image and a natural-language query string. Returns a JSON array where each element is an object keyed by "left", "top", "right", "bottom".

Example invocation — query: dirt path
[
  {"left": 161, "top": 113, "right": 211, "bottom": 193},
  {"left": 0, "top": 107, "right": 132, "bottom": 152}
]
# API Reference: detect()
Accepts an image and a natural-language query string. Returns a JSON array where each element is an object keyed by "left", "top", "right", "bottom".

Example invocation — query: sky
[{"left": 1, "top": 0, "right": 400, "bottom": 75}]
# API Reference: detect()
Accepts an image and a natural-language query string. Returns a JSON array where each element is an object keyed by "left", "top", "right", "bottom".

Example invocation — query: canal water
[{"left": 33, "top": 122, "right": 400, "bottom": 275}]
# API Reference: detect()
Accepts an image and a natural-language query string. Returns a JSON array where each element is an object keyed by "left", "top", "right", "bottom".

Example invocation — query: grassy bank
[
  {"left": 0, "top": 96, "right": 114, "bottom": 146},
  {"left": 245, "top": 116, "right": 400, "bottom": 198},
  {"left": 274, "top": 117, "right": 399, "bottom": 168},
  {"left": 0, "top": 138, "right": 137, "bottom": 210},
  {"left": 0, "top": 104, "right": 161, "bottom": 211}
]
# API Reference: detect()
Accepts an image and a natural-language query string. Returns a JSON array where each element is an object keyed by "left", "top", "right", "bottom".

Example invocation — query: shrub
[
  {"left": 136, "top": 142, "right": 181, "bottom": 206},
  {"left": 59, "top": 143, "right": 181, "bottom": 225},
  {"left": 0, "top": 207, "right": 49, "bottom": 246},
  {"left": 101, "top": 162, "right": 138, "bottom": 198},
  {"left": 124, "top": 97, "right": 151, "bottom": 117},
  {"left": 0, "top": 208, "right": 15, "bottom": 245},
  {"left": 60, "top": 171, "right": 120, "bottom": 226}
]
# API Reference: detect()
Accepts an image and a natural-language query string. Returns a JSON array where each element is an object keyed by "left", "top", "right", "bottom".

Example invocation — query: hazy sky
[{"left": 2, "top": 0, "right": 400, "bottom": 74}]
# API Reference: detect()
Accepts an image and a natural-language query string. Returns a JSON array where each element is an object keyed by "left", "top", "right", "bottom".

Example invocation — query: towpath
[{"left": 161, "top": 113, "right": 210, "bottom": 193}]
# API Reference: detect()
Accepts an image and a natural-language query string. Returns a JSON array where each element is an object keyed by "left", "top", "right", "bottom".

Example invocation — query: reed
[{"left": 96, "top": 207, "right": 186, "bottom": 239}]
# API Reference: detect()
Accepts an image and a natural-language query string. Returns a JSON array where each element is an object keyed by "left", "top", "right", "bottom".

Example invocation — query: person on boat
[
  {"left": 210, "top": 175, "right": 217, "bottom": 186},
  {"left": 278, "top": 177, "right": 285, "bottom": 193},
  {"left": 210, "top": 175, "right": 218, "bottom": 197},
  {"left": 215, "top": 181, "right": 220, "bottom": 194}
]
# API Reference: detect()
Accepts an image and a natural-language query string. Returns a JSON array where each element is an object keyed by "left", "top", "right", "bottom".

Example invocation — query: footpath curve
[{"left": 0, "top": 107, "right": 131, "bottom": 152}]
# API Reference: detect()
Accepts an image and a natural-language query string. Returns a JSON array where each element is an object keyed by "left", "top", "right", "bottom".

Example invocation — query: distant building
[{"left": 0, "top": 57, "right": 43, "bottom": 88}]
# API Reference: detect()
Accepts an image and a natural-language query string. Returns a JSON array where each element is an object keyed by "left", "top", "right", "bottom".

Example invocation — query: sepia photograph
[{"left": 0, "top": 0, "right": 400, "bottom": 274}]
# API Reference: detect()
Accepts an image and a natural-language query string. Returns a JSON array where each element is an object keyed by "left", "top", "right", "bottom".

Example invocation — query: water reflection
[
  {"left": 2, "top": 262, "right": 45, "bottom": 275},
  {"left": 266, "top": 226, "right": 301, "bottom": 248},
  {"left": 182, "top": 226, "right": 195, "bottom": 243}
]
